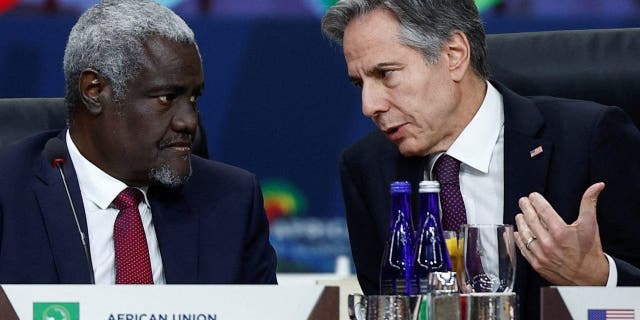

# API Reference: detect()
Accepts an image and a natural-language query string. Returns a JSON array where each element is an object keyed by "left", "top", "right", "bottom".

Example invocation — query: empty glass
[{"left": 459, "top": 224, "right": 516, "bottom": 293}]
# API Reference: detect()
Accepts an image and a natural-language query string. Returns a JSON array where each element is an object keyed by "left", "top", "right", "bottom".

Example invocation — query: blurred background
[{"left": 1, "top": 0, "right": 639, "bottom": 274}]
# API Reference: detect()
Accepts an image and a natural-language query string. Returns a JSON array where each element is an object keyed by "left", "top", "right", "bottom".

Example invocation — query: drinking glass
[
  {"left": 443, "top": 231, "right": 462, "bottom": 276},
  {"left": 459, "top": 224, "right": 516, "bottom": 293}
]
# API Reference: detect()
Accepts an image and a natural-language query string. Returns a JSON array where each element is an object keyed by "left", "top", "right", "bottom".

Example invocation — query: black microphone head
[{"left": 43, "top": 137, "right": 67, "bottom": 168}]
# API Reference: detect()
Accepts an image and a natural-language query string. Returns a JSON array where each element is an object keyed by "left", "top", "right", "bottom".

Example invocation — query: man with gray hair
[
  {"left": 322, "top": 0, "right": 640, "bottom": 318},
  {"left": 0, "top": 0, "right": 277, "bottom": 285}
]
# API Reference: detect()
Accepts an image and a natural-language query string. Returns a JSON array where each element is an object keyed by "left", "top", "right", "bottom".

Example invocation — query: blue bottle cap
[
  {"left": 419, "top": 180, "right": 440, "bottom": 193},
  {"left": 390, "top": 181, "right": 411, "bottom": 193}
]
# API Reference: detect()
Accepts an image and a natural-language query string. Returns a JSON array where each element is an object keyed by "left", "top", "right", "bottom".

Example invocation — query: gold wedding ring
[{"left": 525, "top": 235, "right": 538, "bottom": 250}]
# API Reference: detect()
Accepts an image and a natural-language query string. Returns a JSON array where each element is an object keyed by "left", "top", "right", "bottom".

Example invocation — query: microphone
[{"left": 44, "top": 137, "right": 96, "bottom": 284}]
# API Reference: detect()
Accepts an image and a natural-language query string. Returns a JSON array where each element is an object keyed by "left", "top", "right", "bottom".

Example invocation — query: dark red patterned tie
[
  {"left": 113, "top": 188, "right": 153, "bottom": 284},
  {"left": 434, "top": 154, "right": 468, "bottom": 232}
]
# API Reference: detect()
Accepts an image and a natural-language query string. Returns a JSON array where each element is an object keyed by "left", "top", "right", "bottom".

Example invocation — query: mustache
[{"left": 159, "top": 133, "right": 193, "bottom": 148}]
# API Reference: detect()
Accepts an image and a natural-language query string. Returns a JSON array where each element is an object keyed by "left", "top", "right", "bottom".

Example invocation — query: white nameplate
[
  {"left": 544, "top": 286, "right": 640, "bottom": 320},
  {"left": 0, "top": 284, "right": 337, "bottom": 320}
]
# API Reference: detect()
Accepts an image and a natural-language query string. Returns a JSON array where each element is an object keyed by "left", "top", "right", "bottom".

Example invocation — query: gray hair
[
  {"left": 321, "top": 0, "right": 489, "bottom": 79},
  {"left": 63, "top": 0, "right": 198, "bottom": 113}
]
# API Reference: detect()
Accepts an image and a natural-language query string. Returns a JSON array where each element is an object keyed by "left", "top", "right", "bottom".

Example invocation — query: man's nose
[
  {"left": 361, "top": 82, "right": 388, "bottom": 117},
  {"left": 171, "top": 98, "right": 198, "bottom": 134}
]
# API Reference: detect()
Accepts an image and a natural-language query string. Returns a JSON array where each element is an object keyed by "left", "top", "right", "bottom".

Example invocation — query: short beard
[{"left": 149, "top": 163, "right": 192, "bottom": 188}]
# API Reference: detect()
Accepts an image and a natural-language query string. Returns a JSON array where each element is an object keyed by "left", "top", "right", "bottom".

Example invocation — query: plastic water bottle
[
  {"left": 380, "top": 181, "right": 417, "bottom": 295},
  {"left": 414, "top": 180, "right": 452, "bottom": 293}
]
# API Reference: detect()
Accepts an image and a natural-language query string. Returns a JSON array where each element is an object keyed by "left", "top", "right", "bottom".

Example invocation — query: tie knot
[
  {"left": 434, "top": 154, "right": 461, "bottom": 184},
  {"left": 113, "top": 188, "right": 144, "bottom": 211}
]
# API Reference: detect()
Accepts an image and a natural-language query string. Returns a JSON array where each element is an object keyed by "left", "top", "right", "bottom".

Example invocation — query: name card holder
[
  {"left": 0, "top": 284, "right": 338, "bottom": 320},
  {"left": 541, "top": 286, "right": 639, "bottom": 320}
]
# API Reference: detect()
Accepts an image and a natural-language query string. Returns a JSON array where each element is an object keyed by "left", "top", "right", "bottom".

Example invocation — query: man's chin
[
  {"left": 397, "top": 142, "right": 428, "bottom": 158},
  {"left": 149, "top": 164, "right": 192, "bottom": 188}
]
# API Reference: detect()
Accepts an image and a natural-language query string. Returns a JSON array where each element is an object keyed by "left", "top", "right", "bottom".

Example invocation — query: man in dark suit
[
  {"left": 0, "top": 0, "right": 276, "bottom": 284},
  {"left": 321, "top": 0, "right": 640, "bottom": 318}
]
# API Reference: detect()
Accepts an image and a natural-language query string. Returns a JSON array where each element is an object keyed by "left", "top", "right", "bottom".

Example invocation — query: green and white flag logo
[{"left": 33, "top": 302, "right": 79, "bottom": 320}]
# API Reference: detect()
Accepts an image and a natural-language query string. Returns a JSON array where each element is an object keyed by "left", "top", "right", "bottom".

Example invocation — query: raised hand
[{"left": 513, "top": 182, "right": 609, "bottom": 285}]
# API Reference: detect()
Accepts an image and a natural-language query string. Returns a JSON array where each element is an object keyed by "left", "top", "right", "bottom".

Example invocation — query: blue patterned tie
[{"left": 434, "top": 154, "right": 467, "bottom": 232}]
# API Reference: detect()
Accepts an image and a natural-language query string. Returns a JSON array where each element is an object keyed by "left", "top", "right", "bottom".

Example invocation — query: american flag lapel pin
[{"left": 529, "top": 146, "right": 543, "bottom": 158}]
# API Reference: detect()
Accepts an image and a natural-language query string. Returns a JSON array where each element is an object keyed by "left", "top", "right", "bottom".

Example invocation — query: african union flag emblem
[{"left": 33, "top": 302, "right": 79, "bottom": 320}]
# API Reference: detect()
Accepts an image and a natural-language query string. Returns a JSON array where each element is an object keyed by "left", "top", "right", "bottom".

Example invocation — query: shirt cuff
[{"left": 604, "top": 253, "right": 618, "bottom": 287}]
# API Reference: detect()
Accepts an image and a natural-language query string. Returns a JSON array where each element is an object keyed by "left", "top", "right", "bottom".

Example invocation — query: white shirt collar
[
  {"left": 445, "top": 81, "right": 504, "bottom": 173},
  {"left": 65, "top": 131, "right": 150, "bottom": 210}
]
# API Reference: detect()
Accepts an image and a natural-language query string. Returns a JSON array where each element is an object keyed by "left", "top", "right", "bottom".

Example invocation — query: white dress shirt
[
  {"left": 425, "top": 82, "right": 616, "bottom": 286},
  {"left": 66, "top": 131, "right": 166, "bottom": 284}
]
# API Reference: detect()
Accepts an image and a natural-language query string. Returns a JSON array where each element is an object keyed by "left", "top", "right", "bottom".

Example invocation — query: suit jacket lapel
[
  {"left": 497, "top": 82, "right": 552, "bottom": 299},
  {"left": 149, "top": 188, "right": 198, "bottom": 283},
  {"left": 33, "top": 133, "right": 93, "bottom": 283},
  {"left": 498, "top": 81, "right": 552, "bottom": 225}
]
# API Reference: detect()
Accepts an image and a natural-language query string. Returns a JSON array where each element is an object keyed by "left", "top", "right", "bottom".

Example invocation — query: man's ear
[
  {"left": 79, "top": 69, "right": 105, "bottom": 115},
  {"left": 444, "top": 30, "right": 471, "bottom": 82}
]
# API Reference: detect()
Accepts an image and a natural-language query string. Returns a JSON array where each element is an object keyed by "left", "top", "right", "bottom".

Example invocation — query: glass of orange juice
[{"left": 444, "top": 231, "right": 463, "bottom": 278}]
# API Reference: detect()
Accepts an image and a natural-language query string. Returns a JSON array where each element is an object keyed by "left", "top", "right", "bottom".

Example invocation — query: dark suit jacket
[
  {"left": 0, "top": 130, "right": 277, "bottom": 284},
  {"left": 340, "top": 82, "right": 640, "bottom": 320}
]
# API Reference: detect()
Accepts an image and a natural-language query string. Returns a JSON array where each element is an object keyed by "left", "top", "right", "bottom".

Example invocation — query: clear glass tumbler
[{"left": 459, "top": 224, "right": 516, "bottom": 293}]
